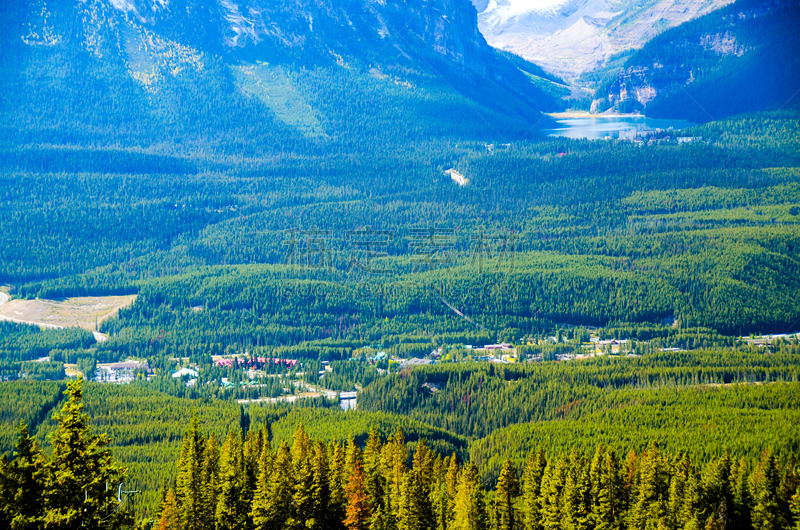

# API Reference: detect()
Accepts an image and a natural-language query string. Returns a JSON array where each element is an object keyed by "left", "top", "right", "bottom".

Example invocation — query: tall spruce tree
[
  {"left": 452, "top": 462, "right": 487, "bottom": 530},
  {"left": 561, "top": 448, "right": 590, "bottom": 530},
  {"left": 309, "top": 441, "right": 331, "bottom": 529},
  {"left": 494, "top": 459, "right": 520, "bottom": 530},
  {"left": 42, "top": 378, "right": 131, "bottom": 530},
  {"left": 0, "top": 421, "right": 46, "bottom": 529},
  {"left": 778, "top": 455, "right": 798, "bottom": 529},
  {"left": 255, "top": 441, "right": 293, "bottom": 530},
  {"left": 539, "top": 457, "right": 567, "bottom": 530},
  {"left": 751, "top": 451, "right": 782, "bottom": 530},
  {"left": 158, "top": 489, "right": 180, "bottom": 530},
  {"left": 201, "top": 433, "right": 221, "bottom": 529},
  {"left": 627, "top": 443, "right": 668, "bottom": 530},
  {"left": 292, "top": 422, "right": 310, "bottom": 462},
  {"left": 345, "top": 460, "right": 372, "bottom": 530},
  {"left": 730, "top": 458, "right": 753, "bottom": 530},
  {"left": 288, "top": 455, "right": 315, "bottom": 529},
  {"left": 523, "top": 448, "right": 546, "bottom": 530},
  {"left": 177, "top": 413, "right": 204, "bottom": 530},
  {"left": 215, "top": 430, "right": 248, "bottom": 530},
  {"left": 592, "top": 448, "right": 623, "bottom": 530},
  {"left": 250, "top": 437, "right": 274, "bottom": 530},
  {"left": 328, "top": 440, "right": 348, "bottom": 530},
  {"left": 702, "top": 452, "right": 733, "bottom": 530}
]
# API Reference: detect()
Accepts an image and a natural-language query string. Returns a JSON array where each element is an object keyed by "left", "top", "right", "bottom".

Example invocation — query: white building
[{"left": 95, "top": 360, "right": 149, "bottom": 383}]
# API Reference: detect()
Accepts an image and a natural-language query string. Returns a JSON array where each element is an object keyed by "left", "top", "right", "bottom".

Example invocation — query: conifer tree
[
  {"left": 346, "top": 435, "right": 363, "bottom": 480},
  {"left": 494, "top": 459, "right": 520, "bottom": 530},
  {"left": 523, "top": 448, "right": 546, "bottom": 530},
  {"left": 215, "top": 430, "right": 247, "bottom": 530},
  {"left": 201, "top": 432, "right": 220, "bottom": 529},
  {"left": 730, "top": 458, "right": 752, "bottom": 530},
  {"left": 42, "top": 378, "right": 131, "bottom": 530},
  {"left": 702, "top": 452, "right": 733, "bottom": 530},
  {"left": 778, "top": 455, "right": 798, "bottom": 529},
  {"left": 627, "top": 443, "right": 668, "bottom": 530},
  {"left": 365, "top": 425, "right": 383, "bottom": 472},
  {"left": 383, "top": 427, "right": 408, "bottom": 523},
  {"left": 622, "top": 450, "right": 638, "bottom": 509},
  {"left": 680, "top": 460, "right": 704, "bottom": 530},
  {"left": 398, "top": 470, "right": 419, "bottom": 530},
  {"left": 399, "top": 439, "right": 435, "bottom": 530},
  {"left": 177, "top": 413, "right": 204, "bottom": 530},
  {"left": 370, "top": 504, "right": 391, "bottom": 530},
  {"left": 433, "top": 477, "right": 451, "bottom": 530},
  {"left": 751, "top": 451, "right": 781, "bottom": 530},
  {"left": 561, "top": 448, "right": 590, "bottom": 530},
  {"left": 443, "top": 454, "right": 461, "bottom": 529},
  {"left": 345, "top": 460, "right": 372, "bottom": 530},
  {"left": 289, "top": 455, "right": 315, "bottom": 529},
  {"left": 452, "top": 463, "right": 487, "bottom": 530},
  {"left": 250, "top": 437, "right": 274, "bottom": 529},
  {"left": 329, "top": 440, "right": 348, "bottom": 530},
  {"left": 391, "top": 427, "right": 408, "bottom": 485},
  {"left": 413, "top": 439, "right": 434, "bottom": 485},
  {"left": 0, "top": 421, "right": 46, "bottom": 529},
  {"left": 242, "top": 429, "right": 262, "bottom": 511},
  {"left": 790, "top": 484, "right": 800, "bottom": 530},
  {"left": 539, "top": 457, "right": 566, "bottom": 530},
  {"left": 592, "top": 448, "right": 623, "bottom": 530},
  {"left": 256, "top": 441, "right": 293, "bottom": 530},
  {"left": 0, "top": 455, "right": 12, "bottom": 529},
  {"left": 365, "top": 431, "right": 387, "bottom": 515},
  {"left": 310, "top": 441, "right": 332, "bottom": 529},
  {"left": 158, "top": 489, "right": 180, "bottom": 530},
  {"left": 665, "top": 455, "right": 688, "bottom": 530},
  {"left": 292, "top": 422, "right": 311, "bottom": 462}
]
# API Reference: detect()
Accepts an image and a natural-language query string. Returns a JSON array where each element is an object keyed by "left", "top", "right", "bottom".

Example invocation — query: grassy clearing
[{"left": 0, "top": 295, "right": 136, "bottom": 331}]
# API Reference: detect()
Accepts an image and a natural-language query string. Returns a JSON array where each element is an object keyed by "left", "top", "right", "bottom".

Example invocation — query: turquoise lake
[{"left": 544, "top": 115, "right": 698, "bottom": 139}]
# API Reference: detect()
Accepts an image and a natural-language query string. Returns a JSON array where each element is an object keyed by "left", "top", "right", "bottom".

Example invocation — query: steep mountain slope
[
  {"left": 470, "top": 0, "right": 734, "bottom": 80},
  {"left": 596, "top": 0, "right": 800, "bottom": 122},
  {"left": 0, "top": 0, "right": 556, "bottom": 151}
]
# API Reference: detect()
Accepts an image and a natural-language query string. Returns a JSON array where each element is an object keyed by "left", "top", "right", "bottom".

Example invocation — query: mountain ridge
[
  {"left": 595, "top": 0, "right": 800, "bottom": 121},
  {"left": 0, "top": 0, "right": 557, "bottom": 150},
  {"left": 470, "top": 0, "right": 735, "bottom": 80}
]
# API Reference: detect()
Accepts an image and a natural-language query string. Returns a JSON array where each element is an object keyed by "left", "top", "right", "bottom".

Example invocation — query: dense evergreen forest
[{"left": 2, "top": 380, "right": 799, "bottom": 529}]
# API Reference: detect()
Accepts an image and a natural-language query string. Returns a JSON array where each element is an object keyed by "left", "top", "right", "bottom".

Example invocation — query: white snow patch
[
  {"left": 219, "top": 0, "right": 261, "bottom": 47},
  {"left": 110, "top": 0, "right": 137, "bottom": 13},
  {"left": 482, "top": 0, "right": 570, "bottom": 23}
]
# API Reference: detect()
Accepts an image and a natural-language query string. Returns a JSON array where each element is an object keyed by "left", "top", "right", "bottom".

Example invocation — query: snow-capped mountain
[{"left": 471, "top": 0, "right": 735, "bottom": 80}]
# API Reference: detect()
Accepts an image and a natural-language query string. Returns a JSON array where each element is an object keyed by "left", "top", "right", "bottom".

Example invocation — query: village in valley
[{"left": 70, "top": 327, "right": 800, "bottom": 412}]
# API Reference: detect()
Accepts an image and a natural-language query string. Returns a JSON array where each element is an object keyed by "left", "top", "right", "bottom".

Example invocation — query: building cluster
[
  {"left": 213, "top": 357, "right": 299, "bottom": 368},
  {"left": 94, "top": 360, "right": 150, "bottom": 383}
]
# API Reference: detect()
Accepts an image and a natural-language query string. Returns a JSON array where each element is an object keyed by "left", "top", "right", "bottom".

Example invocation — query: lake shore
[{"left": 547, "top": 111, "right": 646, "bottom": 119}]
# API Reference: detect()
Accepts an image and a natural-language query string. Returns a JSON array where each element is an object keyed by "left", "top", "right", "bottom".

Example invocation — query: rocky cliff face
[
  {"left": 18, "top": 0, "right": 493, "bottom": 71},
  {"left": 595, "top": 0, "right": 800, "bottom": 121},
  {"left": 470, "top": 0, "right": 734, "bottom": 80},
  {"left": 11, "top": 0, "right": 548, "bottom": 101}
]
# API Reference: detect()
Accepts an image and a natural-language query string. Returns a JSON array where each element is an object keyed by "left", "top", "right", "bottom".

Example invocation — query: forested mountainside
[
  {"left": 595, "top": 0, "right": 800, "bottom": 121},
  {"left": 0, "top": 0, "right": 557, "bottom": 150}
]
